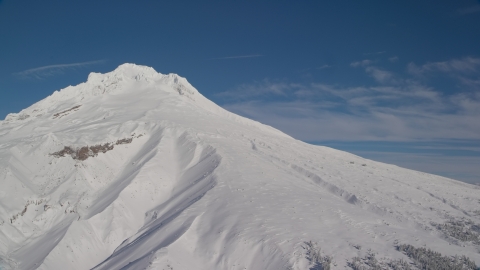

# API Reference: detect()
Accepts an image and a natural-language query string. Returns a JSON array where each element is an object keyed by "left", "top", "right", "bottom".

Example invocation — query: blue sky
[{"left": 1, "top": 0, "right": 479, "bottom": 183}]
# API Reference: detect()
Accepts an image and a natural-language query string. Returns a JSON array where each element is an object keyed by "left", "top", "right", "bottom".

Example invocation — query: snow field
[{"left": 0, "top": 64, "right": 479, "bottom": 269}]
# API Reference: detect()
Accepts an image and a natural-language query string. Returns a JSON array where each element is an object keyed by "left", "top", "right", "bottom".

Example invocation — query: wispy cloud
[
  {"left": 211, "top": 54, "right": 263, "bottom": 60},
  {"left": 388, "top": 56, "right": 399, "bottom": 63},
  {"left": 216, "top": 79, "right": 292, "bottom": 100},
  {"left": 457, "top": 5, "right": 480, "bottom": 15},
  {"left": 219, "top": 57, "right": 480, "bottom": 142},
  {"left": 408, "top": 57, "right": 480, "bottom": 75},
  {"left": 318, "top": 64, "right": 332, "bottom": 69},
  {"left": 350, "top": 59, "right": 372, "bottom": 67},
  {"left": 15, "top": 60, "right": 106, "bottom": 79},
  {"left": 351, "top": 59, "right": 397, "bottom": 84},
  {"left": 408, "top": 57, "right": 480, "bottom": 91},
  {"left": 364, "top": 66, "right": 396, "bottom": 84},
  {"left": 364, "top": 51, "right": 386, "bottom": 56},
  {"left": 353, "top": 150, "right": 480, "bottom": 184},
  {"left": 222, "top": 90, "right": 480, "bottom": 142}
]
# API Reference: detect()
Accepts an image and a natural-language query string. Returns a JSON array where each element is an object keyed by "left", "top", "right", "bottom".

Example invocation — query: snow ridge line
[
  {"left": 289, "top": 164, "right": 361, "bottom": 206},
  {"left": 92, "top": 136, "right": 222, "bottom": 269}
]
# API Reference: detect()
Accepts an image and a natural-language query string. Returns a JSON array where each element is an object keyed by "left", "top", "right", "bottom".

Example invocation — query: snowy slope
[{"left": 0, "top": 64, "right": 479, "bottom": 270}]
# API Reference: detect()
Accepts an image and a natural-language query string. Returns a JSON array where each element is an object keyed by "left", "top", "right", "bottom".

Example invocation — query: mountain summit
[{"left": 0, "top": 64, "right": 479, "bottom": 269}]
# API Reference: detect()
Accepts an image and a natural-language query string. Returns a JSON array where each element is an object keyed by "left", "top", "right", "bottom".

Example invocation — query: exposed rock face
[{"left": 51, "top": 136, "right": 135, "bottom": 161}]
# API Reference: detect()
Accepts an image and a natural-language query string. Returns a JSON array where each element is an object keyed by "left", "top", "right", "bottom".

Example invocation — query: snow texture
[{"left": 0, "top": 63, "right": 479, "bottom": 270}]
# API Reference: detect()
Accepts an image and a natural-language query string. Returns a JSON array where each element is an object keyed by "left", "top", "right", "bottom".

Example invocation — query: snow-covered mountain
[{"left": 0, "top": 64, "right": 479, "bottom": 270}]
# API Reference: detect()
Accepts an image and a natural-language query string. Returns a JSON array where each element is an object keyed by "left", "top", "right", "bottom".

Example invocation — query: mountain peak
[
  {"left": 3, "top": 64, "right": 201, "bottom": 122},
  {"left": 85, "top": 63, "right": 197, "bottom": 97},
  {"left": 86, "top": 63, "right": 159, "bottom": 84},
  {"left": 2, "top": 64, "right": 479, "bottom": 269}
]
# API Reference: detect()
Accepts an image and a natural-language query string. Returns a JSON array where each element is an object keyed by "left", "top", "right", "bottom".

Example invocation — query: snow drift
[{"left": 0, "top": 64, "right": 479, "bottom": 269}]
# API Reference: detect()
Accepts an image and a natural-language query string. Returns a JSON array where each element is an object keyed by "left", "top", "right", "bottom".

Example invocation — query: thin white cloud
[
  {"left": 457, "top": 5, "right": 480, "bottom": 15},
  {"left": 388, "top": 56, "right": 399, "bottom": 63},
  {"left": 353, "top": 151, "right": 480, "bottom": 184},
  {"left": 459, "top": 77, "right": 480, "bottom": 88},
  {"left": 412, "top": 145, "right": 480, "bottom": 152},
  {"left": 15, "top": 60, "right": 106, "bottom": 79},
  {"left": 408, "top": 57, "right": 480, "bottom": 75},
  {"left": 218, "top": 57, "right": 480, "bottom": 142},
  {"left": 216, "top": 79, "right": 292, "bottom": 100},
  {"left": 351, "top": 59, "right": 398, "bottom": 84},
  {"left": 408, "top": 57, "right": 480, "bottom": 90},
  {"left": 350, "top": 59, "right": 372, "bottom": 67},
  {"left": 223, "top": 91, "right": 480, "bottom": 142},
  {"left": 365, "top": 66, "right": 395, "bottom": 84},
  {"left": 318, "top": 64, "right": 331, "bottom": 69},
  {"left": 211, "top": 54, "right": 263, "bottom": 60},
  {"left": 363, "top": 51, "right": 386, "bottom": 56}
]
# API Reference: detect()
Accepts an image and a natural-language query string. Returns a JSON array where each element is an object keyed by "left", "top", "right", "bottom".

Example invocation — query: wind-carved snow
[{"left": 0, "top": 64, "right": 479, "bottom": 270}]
